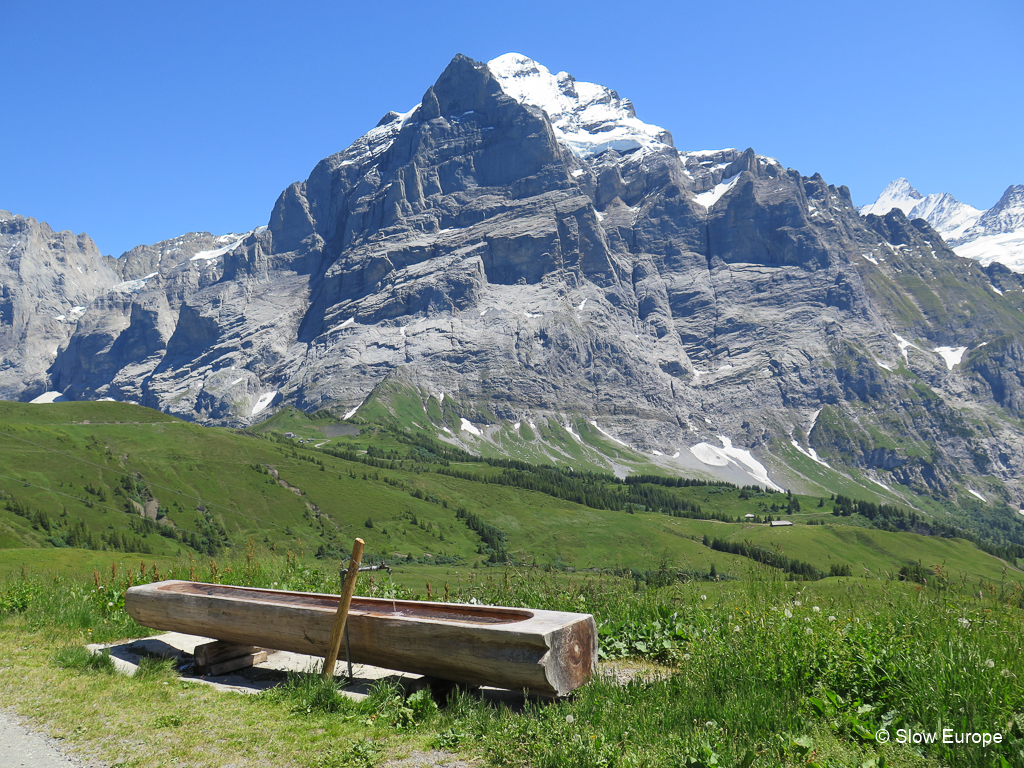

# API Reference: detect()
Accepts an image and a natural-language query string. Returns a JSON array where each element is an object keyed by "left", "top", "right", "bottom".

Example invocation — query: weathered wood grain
[
  {"left": 194, "top": 640, "right": 261, "bottom": 667},
  {"left": 125, "top": 580, "right": 597, "bottom": 696}
]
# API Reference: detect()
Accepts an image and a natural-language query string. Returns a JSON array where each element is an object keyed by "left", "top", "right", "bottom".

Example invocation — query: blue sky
[{"left": 3, "top": 0, "right": 1021, "bottom": 256}]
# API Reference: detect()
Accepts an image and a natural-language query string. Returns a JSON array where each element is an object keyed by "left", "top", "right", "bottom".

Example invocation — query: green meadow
[{"left": 1, "top": 400, "right": 1023, "bottom": 766}]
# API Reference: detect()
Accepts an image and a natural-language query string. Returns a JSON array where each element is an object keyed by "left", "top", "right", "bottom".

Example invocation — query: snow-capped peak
[
  {"left": 487, "top": 53, "right": 672, "bottom": 159},
  {"left": 859, "top": 178, "right": 923, "bottom": 217},
  {"left": 861, "top": 178, "right": 982, "bottom": 240},
  {"left": 971, "top": 185, "right": 1024, "bottom": 237},
  {"left": 907, "top": 192, "right": 982, "bottom": 241},
  {"left": 863, "top": 178, "right": 1024, "bottom": 272}
]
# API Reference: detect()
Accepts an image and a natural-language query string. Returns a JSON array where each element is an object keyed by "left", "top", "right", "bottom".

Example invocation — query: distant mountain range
[
  {"left": 861, "top": 178, "right": 1024, "bottom": 271},
  {"left": 4, "top": 52, "right": 1024, "bottom": 523}
]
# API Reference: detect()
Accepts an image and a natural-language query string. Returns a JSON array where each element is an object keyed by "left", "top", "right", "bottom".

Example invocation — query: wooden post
[{"left": 320, "top": 537, "right": 364, "bottom": 680}]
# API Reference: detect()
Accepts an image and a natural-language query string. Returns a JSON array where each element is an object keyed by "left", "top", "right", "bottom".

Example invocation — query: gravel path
[{"left": 0, "top": 710, "right": 91, "bottom": 768}]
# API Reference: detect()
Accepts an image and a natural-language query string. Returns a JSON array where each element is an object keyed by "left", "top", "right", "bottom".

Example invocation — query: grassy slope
[{"left": 0, "top": 400, "right": 1019, "bottom": 590}]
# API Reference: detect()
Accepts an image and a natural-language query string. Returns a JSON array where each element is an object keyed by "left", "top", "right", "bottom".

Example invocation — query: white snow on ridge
[
  {"left": 689, "top": 443, "right": 730, "bottom": 466},
  {"left": 694, "top": 174, "right": 741, "bottom": 209},
  {"left": 30, "top": 391, "right": 68, "bottom": 403},
  {"left": 860, "top": 178, "right": 1024, "bottom": 272},
  {"left": 790, "top": 440, "right": 831, "bottom": 468},
  {"left": 954, "top": 231, "right": 1024, "bottom": 271},
  {"left": 111, "top": 274, "right": 158, "bottom": 293},
  {"left": 689, "top": 437, "right": 784, "bottom": 491},
  {"left": 191, "top": 234, "right": 247, "bottom": 262},
  {"left": 250, "top": 391, "right": 277, "bottom": 417},
  {"left": 487, "top": 53, "right": 671, "bottom": 159},
  {"left": 934, "top": 345, "right": 967, "bottom": 369},
  {"left": 893, "top": 333, "right": 921, "bottom": 363},
  {"left": 860, "top": 178, "right": 924, "bottom": 217},
  {"left": 967, "top": 488, "right": 986, "bottom": 502},
  {"left": 562, "top": 421, "right": 583, "bottom": 442},
  {"left": 589, "top": 420, "right": 630, "bottom": 448},
  {"left": 460, "top": 418, "right": 482, "bottom": 436},
  {"left": 344, "top": 394, "right": 370, "bottom": 420}
]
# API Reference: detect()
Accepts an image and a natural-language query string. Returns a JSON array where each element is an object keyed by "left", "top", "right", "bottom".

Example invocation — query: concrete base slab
[{"left": 87, "top": 632, "right": 417, "bottom": 699}]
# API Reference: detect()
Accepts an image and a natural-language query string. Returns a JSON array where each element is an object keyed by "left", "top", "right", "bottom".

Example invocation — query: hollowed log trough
[{"left": 125, "top": 580, "right": 597, "bottom": 697}]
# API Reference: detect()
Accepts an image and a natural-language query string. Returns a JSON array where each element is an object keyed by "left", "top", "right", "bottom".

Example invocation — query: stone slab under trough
[
  {"left": 86, "top": 632, "right": 551, "bottom": 706},
  {"left": 87, "top": 632, "right": 416, "bottom": 699}
]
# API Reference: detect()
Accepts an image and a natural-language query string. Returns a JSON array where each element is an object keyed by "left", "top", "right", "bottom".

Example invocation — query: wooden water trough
[{"left": 124, "top": 580, "right": 597, "bottom": 697}]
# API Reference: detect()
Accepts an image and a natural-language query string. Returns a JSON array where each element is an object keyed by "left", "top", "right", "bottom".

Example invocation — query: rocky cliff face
[
  {"left": 0, "top": 211, "right": 118, "bottom": 400},
  {"left": 5, "top": 53, "right": 1024, "bottom": 508}
]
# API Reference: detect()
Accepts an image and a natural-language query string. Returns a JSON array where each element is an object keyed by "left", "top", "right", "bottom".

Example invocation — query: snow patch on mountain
[
  {"left": 589, "top": 420, "right": 630, "bottom": 448},
  {"left": 251, "top": 391, "right": 277, "bottom": 417},
  {"left": 694, "top": 174, "right": 741, "bottom": 209},
  {"left": 791, "top": 440, "right": 831, "bottom": 468},
  {"left": 690, "top": 437, "right": 783, "bottom": 491},
  {"left": 30, "top": 391, "right": 68, "bottom": 403},
  {"left": 191, "top": 233, "right": 249, "bottom": 262},
  {"left": 955, "top": 231, "right": 1024, "bottom": 270},
  {"left": 488, "top": 53, "right": 672, "bottom": 159},
  {"left": 934, "top": 346, "right": 968, "bottom": 369}
]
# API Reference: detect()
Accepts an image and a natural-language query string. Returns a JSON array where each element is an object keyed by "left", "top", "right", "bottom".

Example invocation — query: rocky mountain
[
  {"left": 5, "top": 53, "right": 1024, "bottom": 516},
  {"left": 862, "top": 178, "right": 1024, "bottom": 270},
  {"left": 0, "top": 211, "right": 118, "bottom": 400}
]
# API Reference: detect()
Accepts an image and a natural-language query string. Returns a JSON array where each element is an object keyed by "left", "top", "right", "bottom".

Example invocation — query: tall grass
[{"left": 2, "top": 549, "right": 1022, "bottom": 766}]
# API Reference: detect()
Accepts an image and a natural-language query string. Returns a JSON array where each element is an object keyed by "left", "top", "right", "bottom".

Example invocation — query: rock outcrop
[{"left": 4, "top": 53, "right": 1024, "bottom": 506}]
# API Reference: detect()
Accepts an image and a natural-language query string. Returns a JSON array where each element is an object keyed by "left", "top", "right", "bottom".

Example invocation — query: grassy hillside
[{"left": 0, "top": 400, "right": 1021, "bottom": 589}]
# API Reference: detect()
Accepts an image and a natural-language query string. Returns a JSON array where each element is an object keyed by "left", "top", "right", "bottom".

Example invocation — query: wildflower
[
  {"left": 957, "top": 617, "right": 970, "bottom": 628},
  {"left": 734, "top": 625, "right": 741, "bottom": 632},
  {"left": 784, "top": 609, "right": 793, "bottom": 618},
  {"left": 705, "top": 721, "right": 715, "bottom": 728},
  {"left": 804, "top": 617, "right": 811, "bottom": 622},
  {"left": 1002, "top": 669, "right": 1012, "bottom": 678},
  {"left": 793, "top": 600, "right": 802, "bottom": 607},
  {"left": 805, "top": 628, "right": 813, "bottom": 635},
  {"left": 565, "top": 714, "right": 575, "bottom": 724},
  {"left": 683, "top": 653, "right": 691, "bottom": 661},
  {"left": 828, "top": 615, "right": 836, "bottom": 622},
  {"left": 700, "top": 595, "right": 707, "bottom": 601},
  {"left": 107, "top": 601, "right": 114, "bottom": 608},
  {"left": 812, "top": 606, "right": 820, "bottom": 613},
  {"left": 985, "top": 659, "right": 995, "bottom": 668}
]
